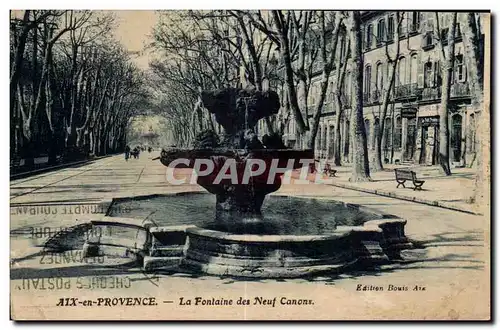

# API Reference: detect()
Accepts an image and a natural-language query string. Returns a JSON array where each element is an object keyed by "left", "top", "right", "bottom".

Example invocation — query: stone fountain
[
  {"left": 75, "top": 87, "right": 413, "bottom": 279},
  {"left": 159, "top": 88, "right": 313, "bottom": 231}
]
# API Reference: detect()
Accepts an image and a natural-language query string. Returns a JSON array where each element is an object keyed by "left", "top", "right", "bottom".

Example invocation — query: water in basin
[{"left": 108, "top": 193, "right": 375, "bottom": 236}]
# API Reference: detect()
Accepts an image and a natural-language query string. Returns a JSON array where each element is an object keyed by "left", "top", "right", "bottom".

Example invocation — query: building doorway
[
  {"left": 405, "top": 117, "right": 417, "bottom": 160},
  {"left": 419, "top": 117, "right": 440, "bottom": 165},
  {"left": 419, "top": 126, "right": 428, "bottom": 164},
  {"left": 451, "top": 114, "right": 463, "bottom": 162},
  {"left": 433, "top": 125, "right": 440, "bottom": 165}
]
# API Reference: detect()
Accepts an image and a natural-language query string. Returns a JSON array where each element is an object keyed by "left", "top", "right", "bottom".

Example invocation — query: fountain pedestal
[{"left": 160, "top": 148, "right": 313, "bottom": 224}]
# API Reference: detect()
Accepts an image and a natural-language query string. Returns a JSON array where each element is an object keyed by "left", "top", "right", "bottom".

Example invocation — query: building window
[
  {"left": 435, "top": 61, "right": 442, "bottom": 86},
  {"left": 441, "top": 27, "right": 450, "bottom": 45},
  {"left": 361, "top": 27, "right": 365, "bottom": 49},
  {"left": 366, "top": 24, "right": 373, "bottom": 49},
  {"left": 383, "top": 118, "right": 392, "bottom": 152},
  {"left": 394, "top": 116, "right": 402, "bottom": 149},
  {"left": 424, "top": 61, "right": 433, "bottom": 88},
  {"left": 343, "top": 72, "right": 350, "bottom": 98},
  {"left": 455, "top": 23, "right": 462, "bottom": 40},
  {"left": 398, "top": 57, "right": 406, "bottom": 86},
  {"left": 377, "top": 19, "right": 386, "bottom": 44},
  {"left": 410, "top": 54, "right": 418, "bottom": 84},
  {"left": 451, "top": 114, "right": 463, "bottom": 162},
  {"left": 455, "top": 54, "right": 466, "bottom": 82},
  {"left": 376, "top": 62, "right": 384, "bottom": 93},
  {"left": 373, "top": 118, "right": 380, "bottom": 148},
  {"left": 406, "top": 117, "right": 417, "bottom": 159},
  {"left": 398, "top": 15, "right": 406, "bottom": 37},
  {"left": 426, "top": 32, "right": 433, "bottom": 46},
  {"left": 468, "top": 113, "right": 476, "bottom": 153},
  {"left": 364, "top": 65, "right": 372, "bottom": 97},
  {"left": 426, "top": 14, "right": 434, "bottom": 32},
  {"left": 410, "top": 12, "right": 420, "bottom": 32},
  {"left": 387, "top": 15, "right": 395, "bottom": 40}
]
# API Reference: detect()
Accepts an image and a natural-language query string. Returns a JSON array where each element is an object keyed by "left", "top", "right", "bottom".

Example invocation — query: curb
[
  {"left": 10, "top": 154, "right": 118, "bottom": 180},
  {"left": 327, "top": 181, "right": 482, "bottom": 216}
]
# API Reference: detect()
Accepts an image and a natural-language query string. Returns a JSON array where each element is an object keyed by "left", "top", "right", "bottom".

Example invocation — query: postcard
[{"left": 9, "top": 9, "right": 491, "bottom": 320}]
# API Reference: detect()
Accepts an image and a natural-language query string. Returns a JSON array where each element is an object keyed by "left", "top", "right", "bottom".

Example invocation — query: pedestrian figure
[{"left": 125, "top": 145, "right": 130, "bottom": 161}]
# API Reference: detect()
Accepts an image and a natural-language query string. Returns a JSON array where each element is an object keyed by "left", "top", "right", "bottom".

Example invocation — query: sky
[
  {"left": 112, "top": 10, "right": 160, "bottom": 70},
  {"left": 11, "top": 10, "right": 160, "bottom": 69}
]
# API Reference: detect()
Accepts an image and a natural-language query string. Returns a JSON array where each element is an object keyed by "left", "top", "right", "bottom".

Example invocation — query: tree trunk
[
  {"left": 307, "top": 13, "right": 342, "bottom": 151},
  {"left": 47, "top": 131, "right": 59, "bottom": 165},
  {"left": 333, "top": 96, "right": 342, "bottom": 166},
  {"left": 343, "top": 117, "right": 350, "bottom": 163},
  {"left": 20, "top": 113, "right": 35, "bottom": 167},
  {"left": 349, "top": 11, "right": 371, "bottom": 182},
  {"left": 307, "top": 71, "right": 330, "bottom": 149},
  {"left": 76, "top": 128, "right": 86, "bottom": 147},
  {"left": 373, "top": 13, "right": 402, "bottom": 171},
  {"left": 271, "top": 11, "right": 307, "bottom": 134},
  {"left": 90, "top": 130, "right": 96, "bottom": 155},
  {"left": 374, "top": 65, "right": 397, "bottom": 171},
  {"left": 10, "top": 11, "right": 32, "bottom": 129},
  {"left": 462, "top": 13, "right": 487, "bottom": 208},
  {"left": 333, "top": 41, "right": 349, "bottom": 166},
  {"left": 437, "top": 13, "right": 458, "bottom": 176},
  {"left": 66, "top": 127, "right": 77, "bottom": 149}
]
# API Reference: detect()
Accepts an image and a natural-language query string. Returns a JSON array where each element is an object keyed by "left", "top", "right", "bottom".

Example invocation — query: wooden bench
[{"left": 394, "top": 169, "right": 425, "bottom": 191}]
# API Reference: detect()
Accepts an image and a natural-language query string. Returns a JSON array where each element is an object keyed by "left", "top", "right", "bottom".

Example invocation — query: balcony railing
[
  {"left": 422, "top": 32, "right": 435, "bottom": 51},
  {"left": 360, "top": 90, "right": 382, "bottom": 105},
  {"left": 363, "top": 93, "right": 370, "bottom": 104},
  {"left": 341, "top": 94, "right": 351, "bottom": 109},
  {"left": 371, "top": 90, "right": 381, "bottom": 104},
  {"left": 421, "top": 87, "right": 442, "bottom": 102},
  {"left": 408, "top": 24, "right": 420, "bottom": 36},
  {"left": 418, "top": 82, "right": 470, "bottom": 102},
  {"left": 395, "top": 83, "right": 420, "bottom": 100},
  {"left": 451, "top": 82, "right": 470, "bottom": 98}
]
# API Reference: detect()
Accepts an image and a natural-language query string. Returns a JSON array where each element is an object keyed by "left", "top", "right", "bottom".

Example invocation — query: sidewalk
[
  {"left": 313, "top": 163, "right": 481, "bottom": 215},
  {"left": 10, "top": 154, "right": 118, "bottom": 180}
]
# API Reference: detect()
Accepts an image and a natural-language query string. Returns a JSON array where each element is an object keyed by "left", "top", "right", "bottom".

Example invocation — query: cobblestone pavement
[{"left": 10, "top": 152, "right": 490, "bottom": 320}]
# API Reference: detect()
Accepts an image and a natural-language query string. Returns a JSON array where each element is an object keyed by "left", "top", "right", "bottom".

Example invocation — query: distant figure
[
  {"left": 125, "top": 145, "right": 131, "bottom": 161},
  {"left": 148, "top": 147, "right": 152, "bottom": 153},
  {"left": 132, "top": 147, "right": 140, "bottom": 159}
]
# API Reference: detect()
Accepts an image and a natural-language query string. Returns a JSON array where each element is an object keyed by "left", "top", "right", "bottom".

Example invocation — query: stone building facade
[{"left": 265, "top": 11, "right": 485, "bottom": 167}]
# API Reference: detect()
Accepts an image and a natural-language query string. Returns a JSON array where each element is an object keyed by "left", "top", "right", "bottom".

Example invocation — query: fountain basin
[
  {"left": 78, "top": 192, "right": 413, "bottom": 278},
  {"left": 141, "top": 220, "right": 409, "bottom": 278}
]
